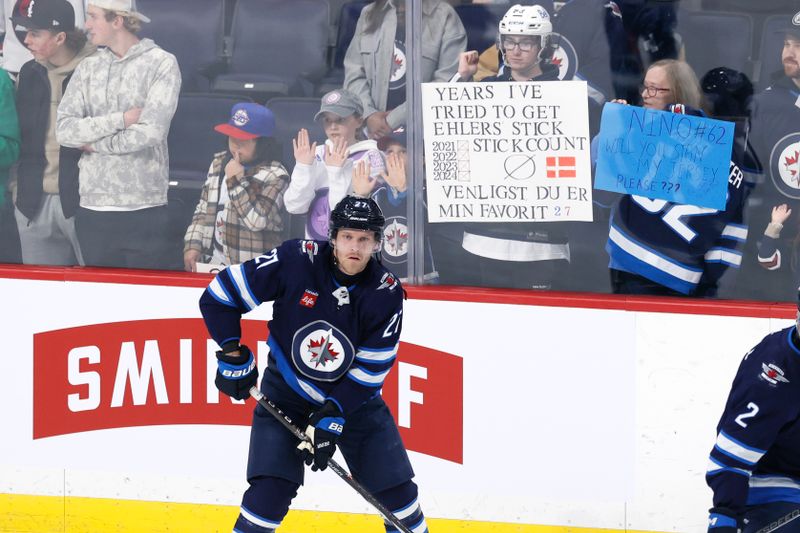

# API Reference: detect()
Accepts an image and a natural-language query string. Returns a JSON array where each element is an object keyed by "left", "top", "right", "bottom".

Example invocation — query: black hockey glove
[
  {"left": 297, "top": 401, "right": 345, "bottom": 472},
  {"left": 707, "top": 509, "right": 738, "bottom": 533},
  {"left": 214, "top": 344, "right": 258, "bottom": 401}
]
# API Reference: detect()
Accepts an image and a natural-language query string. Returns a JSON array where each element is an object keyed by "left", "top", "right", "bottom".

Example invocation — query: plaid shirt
[{"left": 184, "top": 151, "right": 289, "bottom": 264}]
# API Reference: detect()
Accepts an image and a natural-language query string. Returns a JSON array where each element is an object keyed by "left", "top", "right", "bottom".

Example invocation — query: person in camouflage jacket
[{"left": 55, "top": 0, "right": 180, "bottom": 269}]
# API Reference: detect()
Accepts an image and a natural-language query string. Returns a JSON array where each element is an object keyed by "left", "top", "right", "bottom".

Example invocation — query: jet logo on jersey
[
  {"left": 291, "top": 320, "right": 355, "bottom": 381},
  {"left": 769, "top": 133, "right": 800, "bottom": 199},
  {"left": 760, "top": 362, "right": 790, "bottom": 386},
  {"left": 548, "top": 33, "right": 578, "bottom": 82},
  {"left": 377, "top": 272, "right": 399, "bottom": 291},
  {"left": 382, "top": 217, "right": 408, "bottom": 263},
  {"left": 299, "top": 289, "right": 318, "bottom": 308},
  {"left": 300, "top": 240, "right": 319, "bottom": 263}
]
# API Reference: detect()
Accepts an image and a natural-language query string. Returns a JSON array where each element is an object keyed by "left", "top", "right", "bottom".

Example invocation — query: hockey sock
[
  {"left": 375, "top": 480, "right": 429, "bottom": 533},
  {"left": 232, "top": 476, "right": 299, "bottom": 533}
]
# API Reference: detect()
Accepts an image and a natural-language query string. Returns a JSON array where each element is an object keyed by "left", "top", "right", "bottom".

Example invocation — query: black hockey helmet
[
  {"left": 329, "top": 195, "right": 385, "bottom": 242},
  {"left": 700, "top": 67, "right": 753, "bottom": 119}
]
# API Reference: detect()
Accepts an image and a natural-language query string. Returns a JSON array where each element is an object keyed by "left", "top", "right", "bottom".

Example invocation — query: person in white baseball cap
[
  {"left": 55, "top": 0, "right": 181, "bottom": 269},
  {"left": 86, "top": 0, "right": 148, "bottom": 23}
]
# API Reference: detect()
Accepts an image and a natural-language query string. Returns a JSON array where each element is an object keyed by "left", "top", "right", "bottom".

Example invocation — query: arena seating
[
  {"left": 212, "top": 0, "right": 330, "bottom": 98},
  {"left": 265, "top": 96, "right": 327, "bottom": 171},
  {"left": 316, "top": 0, "right": 367, "bottom": 95},
  {"left": 137, "top": 0, "right": 226, "bottom": 92},
  {"left": 677, "top": 10, "right": 754, "bottom": 85}
]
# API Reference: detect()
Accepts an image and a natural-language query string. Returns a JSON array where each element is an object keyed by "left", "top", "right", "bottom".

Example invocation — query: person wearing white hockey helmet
[
  {"left": 456, "top": 3, "right": 558, "bottom": 83},
  {"left": 447, "top": 3, "right": 574, "bottom": 291}
]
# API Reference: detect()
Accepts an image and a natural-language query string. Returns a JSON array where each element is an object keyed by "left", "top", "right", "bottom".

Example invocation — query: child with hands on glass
[
  {"left": 284, "top": 88, "right": 385, "bottom": 240},
  {"left": 352, "top": 135, "right": 439, "bottom": 282}
]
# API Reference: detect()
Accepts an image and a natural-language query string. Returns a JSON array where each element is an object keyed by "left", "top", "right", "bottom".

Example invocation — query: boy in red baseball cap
[{"left": 184, "top": 103, "right": 290, "bottom": 272}]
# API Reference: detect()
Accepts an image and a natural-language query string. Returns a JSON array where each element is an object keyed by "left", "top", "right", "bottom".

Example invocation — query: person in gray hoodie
[
  {"left": 13, "top": 0, "right": 94, "bottom": 266},
  {"left": 343, "top": 0, "right": 466, "bottom": 139},
  {"left": 56, "top": 0, "right": 180, "bottom": 269}
]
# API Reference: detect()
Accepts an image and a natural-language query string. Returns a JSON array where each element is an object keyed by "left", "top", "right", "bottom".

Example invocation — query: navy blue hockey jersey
[
  {"left": 734, "top": 76, "right": 800, "bottom": 300},
  {"left": 606, "top": 160, "right": 748, "bottom": 295},
  {"left": 199, "top": 239, "right": 404, "bottom": 414},
  {"left": 706, "top": 326, "right": 800, "bottom": 521},
  {"left": 371, "top": 185, "right": 438, "bottom": 282}
]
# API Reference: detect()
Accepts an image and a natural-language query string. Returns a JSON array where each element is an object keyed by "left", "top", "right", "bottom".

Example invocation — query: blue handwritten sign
[{"left": 594, "top": 103, "right": 734, "bottom": 210}]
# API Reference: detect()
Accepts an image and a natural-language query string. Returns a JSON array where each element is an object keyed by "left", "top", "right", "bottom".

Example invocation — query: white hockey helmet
[
  {"left": 497, "top": 4, "right": 555, "bottom": 67},
  {"left": 498, "top": 4, "right": 553, "bottom": 39}
]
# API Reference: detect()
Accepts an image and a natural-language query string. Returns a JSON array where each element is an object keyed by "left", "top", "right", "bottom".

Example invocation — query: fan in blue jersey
[
  {"left": 735, "top": 12, "right": 800, "bottom": 301},
  {"left": 705, "top": 290, "right": 800, "bottom": 532},
  {"left": 350, "top": 133, "right": 439, "bottom": 283},
  {"left": 199, "top": 196, "right": 428, "bottom": 533},
  {"left": 605, "top": 103, "right": 749, "bottom": 297}
]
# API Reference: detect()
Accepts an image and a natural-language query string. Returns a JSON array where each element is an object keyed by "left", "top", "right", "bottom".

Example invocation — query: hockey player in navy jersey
[
  {"left": 705, "top": 293, "right": 800, "bottom": 532},
  {"left": 199, "top": 196, "right": 428, "bottom": 533}
]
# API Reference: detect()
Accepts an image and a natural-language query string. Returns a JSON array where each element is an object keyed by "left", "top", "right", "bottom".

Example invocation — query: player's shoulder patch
[
  {"left": 299, "top": 239, "right": 320, "bottom": 263},
  {"left": 747, "top": 327, "right": 800, "bottom": 386},
  {"left": 604, "top": 1, "right": 622, "bottom": 18},
  {"left": 376, "top": 271, "right": 401, "bottom": 293},
  {"left": 759, "top": 361, "right": 791, "bottom": 387},
  {"left": 277, "top": 239, "right": 323, "bottom": 267}
]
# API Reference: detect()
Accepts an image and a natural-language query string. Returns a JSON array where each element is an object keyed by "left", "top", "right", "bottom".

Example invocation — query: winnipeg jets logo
[
  {"left": 769, "top": 133, "right": 800, "bottom": 199},
  {"left": 306, "top": 329, "right": 340, "bottom": 368},
  {"left": 300, "top": 240, "right": 318, "bottom": 262},
  {"left": 782, "top": 148, "right": 800, "bottom": 184},
  {"left": 548, "top": 33, "right": 578, "bottom": 81},
  {"left": 323, "top": 91, "right": 342, "bottom": 105},
  {"left": 760, "top": 362, "right": 790, "bottom": 386},
  {"left": 382, "top": 217, "right": 408, "bottom": 262},
  {"left": 232, "top": 109, "right": 249, "bottom": 126},
  {"left": 389, "top": 40, "right": 406, "bottom": 88},
  {"left": 377, "top": 272, "right": 398, "bottom": 291},
  {"left": 292, "top": 321, "right": 355, "bottom": 382}
]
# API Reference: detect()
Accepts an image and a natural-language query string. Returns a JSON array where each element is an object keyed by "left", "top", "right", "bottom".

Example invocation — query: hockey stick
[
  {"left": 248, "top": 386, "right": 413, "bottom": 533},
  {"left": 754, "top": 510, "right": 800, "bottom": 533}
]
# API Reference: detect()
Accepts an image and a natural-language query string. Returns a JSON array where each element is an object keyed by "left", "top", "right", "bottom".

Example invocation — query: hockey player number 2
[
  {"left": 734, "top": 402, "right": 759, "bottom": 428},
  {"left": 632, "top": 196, "right": 718, "bottom": 243}
]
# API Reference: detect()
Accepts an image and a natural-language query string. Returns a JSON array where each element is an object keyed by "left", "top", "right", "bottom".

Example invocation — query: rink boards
[{"left": 0, "top": 267, "right": 793, "bottom": 533}]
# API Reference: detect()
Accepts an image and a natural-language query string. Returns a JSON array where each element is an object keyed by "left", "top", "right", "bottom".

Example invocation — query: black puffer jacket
[{"left": 15, "top": 59, "right": 82, "bottom": 220}]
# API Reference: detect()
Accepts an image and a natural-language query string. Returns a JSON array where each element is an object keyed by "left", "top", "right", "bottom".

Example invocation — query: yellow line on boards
[{"left": 0, "top": 493, "right": 666, "bottom": 533}]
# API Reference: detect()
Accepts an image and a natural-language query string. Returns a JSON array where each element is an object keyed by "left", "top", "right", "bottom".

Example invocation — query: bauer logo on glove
[{"left": 214, "top": 344, "right": 258, "bottom": 401}]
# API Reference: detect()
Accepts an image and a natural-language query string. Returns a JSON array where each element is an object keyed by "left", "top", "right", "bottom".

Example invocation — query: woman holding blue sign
[{"left": 600, "top": 60, "right": 749, "bottom": 297}]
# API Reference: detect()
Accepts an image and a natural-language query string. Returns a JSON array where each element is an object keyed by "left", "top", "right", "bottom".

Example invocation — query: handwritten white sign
[{"left": 422, "top": 81, "right": 593, "bottom": 222}]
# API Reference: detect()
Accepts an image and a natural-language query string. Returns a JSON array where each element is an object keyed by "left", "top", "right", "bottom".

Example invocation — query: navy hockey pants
[{"left": 232, "top": 365, "right": 420, "bottom": 531}]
